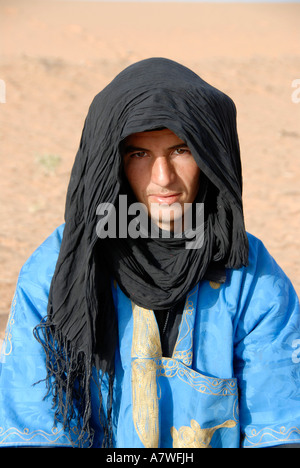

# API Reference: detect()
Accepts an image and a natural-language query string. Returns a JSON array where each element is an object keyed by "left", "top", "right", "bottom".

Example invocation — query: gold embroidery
[
  {"left": 131, "top": 303, "right": 161, "bottom": 448},
  {"left": 0, "top": 426, "right": 72, "bottom": 446},
  {"left": 131, "top": 359, "right": 159, "bottom": 448},
  {"left": 157, "top": 359, "right": 238, "bottom": 396},
  {"left": 172, "top": 287, "right": 197, "bottom": 366},
  {"left": 244, "top": 425, "right": 300, "bottom": 447},
  {"left": 171, "top": 350, "right": 193, "bottom": 365},
  {"left": 209, "top": 281, "right": 221, "bottom": 289},
  {"left": 171, "top": 419, "right": 237, "bottom": 448},
  {"left": 131, "top": 303, "right": 162, "bottom": 359}
]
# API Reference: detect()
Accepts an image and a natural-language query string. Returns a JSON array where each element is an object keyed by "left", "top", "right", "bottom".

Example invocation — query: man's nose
[{"left": 151, "top": 156, "right": 176, "bottom": 187}]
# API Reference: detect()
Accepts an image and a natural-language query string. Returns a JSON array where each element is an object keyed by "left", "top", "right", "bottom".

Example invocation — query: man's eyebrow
[
  {"left": 121, "top": 142, "right": 190, "bottom": 155},
  {"left": 122, "top": 144, "right": 149, "bottom": 154},
  {"left": 168, "top": 143, "right": 189, "bottom": 150}
]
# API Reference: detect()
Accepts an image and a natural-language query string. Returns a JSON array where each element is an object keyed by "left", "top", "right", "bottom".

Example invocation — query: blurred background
[{"left": 1, "top": 0, "right": 300, "bottom": 340}]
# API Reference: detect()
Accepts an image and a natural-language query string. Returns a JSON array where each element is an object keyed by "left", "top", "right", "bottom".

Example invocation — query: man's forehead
[{"left": 123, "top": 129, "right": 186, "bottom": 148}]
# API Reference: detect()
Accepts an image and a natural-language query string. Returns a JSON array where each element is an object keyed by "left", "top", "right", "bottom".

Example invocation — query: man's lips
[{"left": 148, "top": 193, "right": 181, "bottom": 204}]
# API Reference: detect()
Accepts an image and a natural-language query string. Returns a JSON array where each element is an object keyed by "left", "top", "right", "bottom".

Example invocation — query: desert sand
[{"left": 0, "top": 0, "right": 300, "bottom": 340}]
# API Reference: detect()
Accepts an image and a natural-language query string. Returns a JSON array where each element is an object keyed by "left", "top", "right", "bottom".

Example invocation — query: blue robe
[{"left": 0, "top": 225, "right": 299, "bottom": 448}]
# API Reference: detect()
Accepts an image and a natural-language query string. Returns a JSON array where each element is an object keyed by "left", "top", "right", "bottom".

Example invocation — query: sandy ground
[{"left": 0, "top": 0, "right": 300, "bottom": 340}]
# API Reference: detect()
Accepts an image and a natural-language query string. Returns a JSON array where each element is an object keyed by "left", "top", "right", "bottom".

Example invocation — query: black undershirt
[{"left": 154, "top": 298, "right": 186, "bottom": 357}]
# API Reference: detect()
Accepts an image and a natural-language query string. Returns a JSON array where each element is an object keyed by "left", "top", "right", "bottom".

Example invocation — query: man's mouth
[{"left": 148, "top": 193, "right": 181, "bottom": 205}]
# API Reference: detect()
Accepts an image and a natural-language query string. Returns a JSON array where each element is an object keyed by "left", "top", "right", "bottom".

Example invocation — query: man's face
[{"left": 122, "top": 129, "right": 201, "bottom": 231}]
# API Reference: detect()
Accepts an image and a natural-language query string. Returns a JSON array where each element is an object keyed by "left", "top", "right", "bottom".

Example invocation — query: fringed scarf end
[{"left": 33, "top": 318, "right": 95, "bottom": 448}]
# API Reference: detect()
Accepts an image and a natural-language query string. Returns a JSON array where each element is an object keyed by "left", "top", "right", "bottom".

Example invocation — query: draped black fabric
[{"left": 34, "top": 58, "right": 248, "bottom": 447}]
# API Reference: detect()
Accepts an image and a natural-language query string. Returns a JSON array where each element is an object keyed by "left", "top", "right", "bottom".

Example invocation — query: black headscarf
[{"left": 34, "top": 58, "right": 248, "bottom": 447}]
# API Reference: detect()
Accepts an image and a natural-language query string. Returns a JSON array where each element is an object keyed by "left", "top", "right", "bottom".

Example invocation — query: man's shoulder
[
  {"left": 246, "top": 231, "right": 268, "bottom": 256},
  {"left": 230, "top": 231, "right": 298, "bottom": 300},
  {"left": 18, "top": 224, "right": 65, "bottom": 290},
  {"left": 245, "top": 231, "right": 286, "bottom": 277}
]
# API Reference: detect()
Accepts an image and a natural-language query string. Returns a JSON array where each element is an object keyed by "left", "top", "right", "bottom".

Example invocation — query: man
[{"left": 0, "top": 58, "right": 299, "bottom": 448}]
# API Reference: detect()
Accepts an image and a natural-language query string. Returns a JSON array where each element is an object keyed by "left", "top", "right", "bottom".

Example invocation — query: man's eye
[
  {"left": 174, "top": 147, "right": 190, "bottom": 155},
  {"left": 130, "top": 152, "right": 147, "bottom": 158}
]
